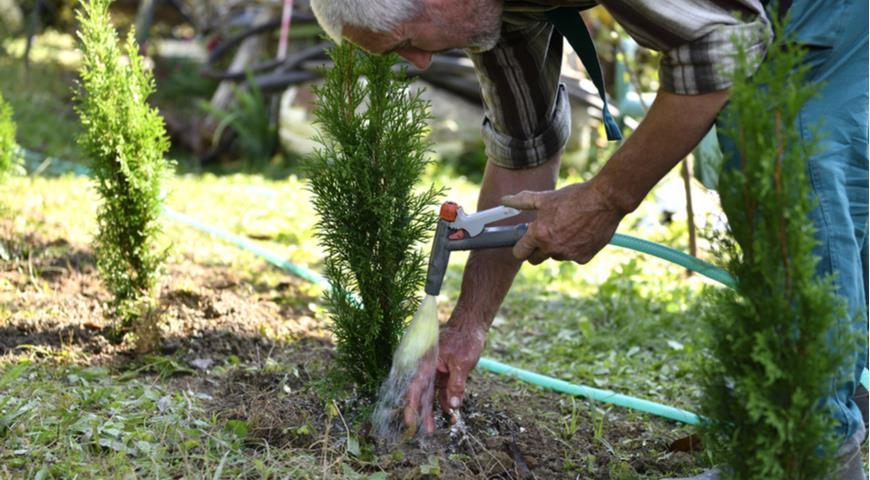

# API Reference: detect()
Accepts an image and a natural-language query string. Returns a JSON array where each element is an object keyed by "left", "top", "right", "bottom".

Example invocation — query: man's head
[{"left": 310, "top": 0, "right": 503, "bottom": 69}]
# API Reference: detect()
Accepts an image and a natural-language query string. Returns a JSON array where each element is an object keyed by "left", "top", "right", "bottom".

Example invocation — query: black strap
[{"left": 545, "top": 7, "right": 623, "bottom": 141}]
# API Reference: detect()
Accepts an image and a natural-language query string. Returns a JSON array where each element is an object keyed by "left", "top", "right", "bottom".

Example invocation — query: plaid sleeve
[
  {"left": 465, "top": 19, "right": 571, "bottom": 169},
  {"left": 659, "top": 16, "right": 771, "bottom": 94},
  {"left": 602, "top": 1, "right": 772, "bottom": 95}
]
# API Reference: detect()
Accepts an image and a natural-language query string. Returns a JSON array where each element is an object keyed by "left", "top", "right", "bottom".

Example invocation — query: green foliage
[
  {"left": 197, "top": 71, "right": 277, "bottom": 164},
  {"left": 493, "top": 258, "right": 706, "bottom": 410},
  {"left": 0, "top": 91, "right": 17, "bottom": 181},
  {"left": 74, "top": 0, "right": 173, "bottom": 338},
  {"left": 0, "top": 54, "right": 83, "bottom": 164},
  {"left": 307, "top": 43, "right": 440, "bottom": 396},
  {"left": 699, "top": 19, "right": 854, "bottom": 479}
]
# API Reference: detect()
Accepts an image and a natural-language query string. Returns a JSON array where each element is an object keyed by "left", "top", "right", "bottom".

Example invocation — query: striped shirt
[{"left": 468, "top": 0, "right": 771, "bottom": 168}]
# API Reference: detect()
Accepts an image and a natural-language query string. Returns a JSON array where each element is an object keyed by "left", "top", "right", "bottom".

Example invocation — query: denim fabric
[
  {"left": 797, "top": 0, "right": 869, "bottom": 443},
  {"left": 718, "top": 0, "right": 869, "bottom": 444}
]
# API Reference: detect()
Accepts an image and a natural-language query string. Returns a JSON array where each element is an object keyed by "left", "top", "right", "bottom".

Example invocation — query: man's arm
[
  {"left": 403, "top": 155, "right": 559, "bottom": 434},
  {"left": 404, "top": 14, "right": 573, "bottom": 433},
  {"left": 438, "top": 154, "right": 560, "bottom": 398},
  {"left": 505, "top": 88, "right": 729, "bottom": 264},
  {"left": 404, "top": 88, "right": 728, "bottom": 433}
]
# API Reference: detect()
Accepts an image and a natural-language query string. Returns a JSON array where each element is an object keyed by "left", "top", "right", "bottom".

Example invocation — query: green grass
[
  {"left": 0, "top": 360, "right": 333, "bottom": 479},
  {"left": 1, "top": 163, "right": 713, "bottom": 476}
]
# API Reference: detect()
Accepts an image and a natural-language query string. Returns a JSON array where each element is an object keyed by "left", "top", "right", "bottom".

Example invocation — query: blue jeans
[
  {"left": 719, "top": 0, "right": 869, "bottom": 443},
  {"left": 796, "top": 0, "right": 869, "bottom": 443}
]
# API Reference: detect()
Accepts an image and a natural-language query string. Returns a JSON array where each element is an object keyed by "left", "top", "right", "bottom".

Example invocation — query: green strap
[{"left": 545, "top": 7, "right": 623, "bottom": 141}]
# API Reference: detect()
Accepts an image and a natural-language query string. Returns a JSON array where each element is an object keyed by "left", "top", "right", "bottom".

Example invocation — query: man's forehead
[{"left": 342, "top": 24, "right": 401, "bottom": 54}]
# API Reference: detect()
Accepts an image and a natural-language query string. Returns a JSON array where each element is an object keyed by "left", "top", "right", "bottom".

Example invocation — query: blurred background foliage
[{"left": 0, "top": 0, "right": 671, "bottom": 178}]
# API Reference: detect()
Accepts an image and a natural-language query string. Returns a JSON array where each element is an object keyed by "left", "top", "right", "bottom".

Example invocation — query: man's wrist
[
  {"left": 589, "top": 170, "right": 643, "bottom": 215},
  {"left": 447, "top": 302, "right": 492, "bottom": 335}
]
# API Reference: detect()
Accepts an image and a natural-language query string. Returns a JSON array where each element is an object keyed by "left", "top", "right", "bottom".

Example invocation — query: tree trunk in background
[{"left": 23, "top": 0, "right": 41, "bottom": 68}]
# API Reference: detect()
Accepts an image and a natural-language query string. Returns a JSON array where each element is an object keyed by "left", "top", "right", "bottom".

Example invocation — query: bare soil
[{"left": 0, "top": 227, "right": 700, "bottom": 479}]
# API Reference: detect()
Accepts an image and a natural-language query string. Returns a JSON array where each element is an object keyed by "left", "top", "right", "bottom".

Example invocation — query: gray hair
[{"left": 310, "top": 0, "right": 422, "bottom": 43}]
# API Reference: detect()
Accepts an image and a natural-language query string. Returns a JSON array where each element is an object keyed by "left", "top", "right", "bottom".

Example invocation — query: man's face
[{"left": 342, "top": 1, "right": 501, "bottom": 69}]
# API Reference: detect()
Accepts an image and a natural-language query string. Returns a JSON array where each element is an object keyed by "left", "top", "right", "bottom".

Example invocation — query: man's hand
[
  {"left": 501, "top": 90, "right": 731, "bottom": 266},
  {"left": 502, "top": 181, "right": 625, "bottom": 265},
  {"left": 403, "top": 319, "right": 487, "bottom": 434}
]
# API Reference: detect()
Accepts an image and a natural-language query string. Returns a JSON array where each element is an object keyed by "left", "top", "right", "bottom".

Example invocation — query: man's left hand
[{"left": 501, "top": 181, "right": 625, "bottom": 265}]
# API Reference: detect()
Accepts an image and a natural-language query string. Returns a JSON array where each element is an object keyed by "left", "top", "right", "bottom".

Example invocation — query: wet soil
[{"left": 0, "top": 228, "right": 700, "bottom": 479}]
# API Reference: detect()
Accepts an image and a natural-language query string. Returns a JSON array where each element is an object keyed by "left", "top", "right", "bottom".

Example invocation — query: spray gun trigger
[{"left": 448, "top": 205, "right": 522, "bottom": 237}]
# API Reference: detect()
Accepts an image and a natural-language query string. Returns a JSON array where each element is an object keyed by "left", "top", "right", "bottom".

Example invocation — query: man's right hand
[{"left": 403, "top": 318, "right": 487, "bottom": 435}]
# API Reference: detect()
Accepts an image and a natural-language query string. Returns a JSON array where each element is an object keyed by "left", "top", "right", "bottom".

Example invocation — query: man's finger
[
  {"left": 420, "top": 380, "right": 436, "bottom": 435},
  {"left": 445, "top": 366, "right": 466, "bottom": 411},
  {"left": 528, "top": 249, "right": 550, "bottom": 265},
  {"left": 403, "top": 381, "right": 423, "bottom": 429},
  {"left": 512, "top": 229, "right": 539, "bottom": 261},
  {"left": 501, "top": 190, "right": 543, "bottom": 211}
]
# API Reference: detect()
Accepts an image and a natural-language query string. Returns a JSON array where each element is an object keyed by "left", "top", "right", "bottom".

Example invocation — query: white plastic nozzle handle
[{"left": 448, "top": 205, "right": 522, "bottom": 237}]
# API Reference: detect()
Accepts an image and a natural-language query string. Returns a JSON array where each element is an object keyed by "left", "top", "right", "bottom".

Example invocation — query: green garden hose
[
  {"left": 610, "top": 233, "right": 736, "bottom": 289},
  {"left": 477, "top": 357, "right": 700, "bottom": 424}
]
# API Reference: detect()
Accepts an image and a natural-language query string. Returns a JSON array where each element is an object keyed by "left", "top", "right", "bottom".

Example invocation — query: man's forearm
[
  {"left": 593, "top": 89, "right": 730, "bottom": 214},
  {"left": 450, "top": 89, "right": 727, "bottom": 327},
  {"left": 449, "top": 156, "right": 560, "bottom": 329}
]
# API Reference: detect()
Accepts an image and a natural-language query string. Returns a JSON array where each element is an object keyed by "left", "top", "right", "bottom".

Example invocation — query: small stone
[{"left": 190, "top": 358, "right": 213, "bottom": 370}]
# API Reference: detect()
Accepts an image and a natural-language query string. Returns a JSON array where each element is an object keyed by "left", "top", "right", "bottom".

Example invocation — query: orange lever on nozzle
[{"left": 439, "top": 202, "right": 460, "bottom": 222}]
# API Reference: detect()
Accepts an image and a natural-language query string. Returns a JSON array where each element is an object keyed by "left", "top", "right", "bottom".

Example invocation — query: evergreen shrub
[
  {"left": 700, "top": 18, "right": 856, "bottom": 479},
  {"left": 307, "top": 42, "right": 440, "bottom": 396},
  {"left": 75, "top": 0, "right": 173, "bottom": 347},
  {"left": 0, "top": 92, "right": 17, "bottom": 180}
]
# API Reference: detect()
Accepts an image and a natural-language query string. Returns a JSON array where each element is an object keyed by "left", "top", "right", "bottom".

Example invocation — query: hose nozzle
[{"left": 424, "top": 202, "right": 528, "bottom": 296}]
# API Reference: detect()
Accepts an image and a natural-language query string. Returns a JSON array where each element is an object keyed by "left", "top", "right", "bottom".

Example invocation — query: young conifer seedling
[
  {"left": 75, "top": 0, "right": 173, "bottom": 349},
  {"left": 699, "top": 19, "right": 856, "bottom": 479},
  {"left": 308, "top": 43, "right": 440, "bottom": 396},
  {"left": 0, "top": 92, "right": 16, "bottom": 181}
]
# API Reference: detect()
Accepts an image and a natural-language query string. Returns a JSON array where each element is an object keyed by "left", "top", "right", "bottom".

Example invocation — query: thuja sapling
[
  {"left": 0, "top": 92, "right": 16, "bottom": 181},
  {"left": 307, "top": 42, "right": 440, "bottom": 396},
  {"left": 699, "top": 18, "right": 856, "bottom": 480},
  {"left": 75, "top": 0, "right": 173, "bottom": 349}
]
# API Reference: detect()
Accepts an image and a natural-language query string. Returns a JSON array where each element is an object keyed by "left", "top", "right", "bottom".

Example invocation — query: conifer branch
[{"left": 0, "top": 93, "right": 17, "bottom": 181}]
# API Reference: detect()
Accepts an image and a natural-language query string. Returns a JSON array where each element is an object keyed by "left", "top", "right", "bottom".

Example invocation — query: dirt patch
[
  {"left": 207, "top": 349, "right": 698, "bottom": 479},
  {"left": 0, "top": 228, "right": 326, "bottom": 366},
  {"left": 0, "top": 228, "right": 700, "bottom": 478}
]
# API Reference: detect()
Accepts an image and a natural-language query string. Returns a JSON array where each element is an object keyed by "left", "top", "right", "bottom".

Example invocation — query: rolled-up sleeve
[
  {"left": 603, "top": 0, "right": 772, "bottom": 95},
  {"left": 466, "top": 19, "right": 571, "bottom": 169}
]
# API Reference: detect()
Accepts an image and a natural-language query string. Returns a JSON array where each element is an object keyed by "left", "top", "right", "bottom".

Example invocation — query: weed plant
[
  {"left": 198, "top": 71, "right": 277, "bottom": 165},
  {"left": 74, "top": 0, "right": 173, "bottom": 347},
  {"left": 307, "top": 42, "right": 440, "bottom": 396},
  {"left": 699, "top": 18, "right": 856, "bottom": 479}
]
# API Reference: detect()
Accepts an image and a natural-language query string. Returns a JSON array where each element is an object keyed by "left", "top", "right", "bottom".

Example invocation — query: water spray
[{"left": 373, "top": 202, "right": 528, "bottom": 442}]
